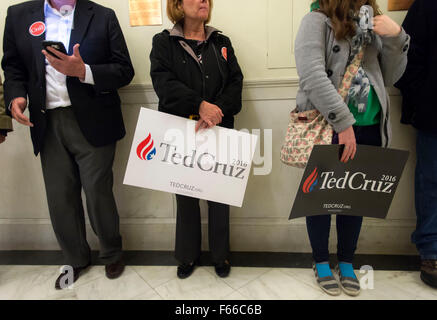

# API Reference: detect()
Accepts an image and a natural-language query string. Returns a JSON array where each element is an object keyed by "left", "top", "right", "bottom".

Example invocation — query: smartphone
[{"left": 42, "top": 41, "right": 67, "bottom": 59}]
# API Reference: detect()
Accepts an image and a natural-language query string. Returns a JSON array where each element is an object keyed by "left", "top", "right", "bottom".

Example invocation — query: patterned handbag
[
  {"left": 280, "top": 47, "right": 365, "bottom": 168},
  {"left": 280, "top": 109, "right": 333, "bottom": 168}
]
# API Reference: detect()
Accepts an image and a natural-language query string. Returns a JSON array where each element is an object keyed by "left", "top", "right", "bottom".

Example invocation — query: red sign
[{"left": 29, "top": 21, "right": 46, "bottom": 37}]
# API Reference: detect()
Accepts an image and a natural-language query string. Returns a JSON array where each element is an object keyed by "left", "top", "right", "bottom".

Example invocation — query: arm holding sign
[
  {"left": 295, "top": 13, "right": 356, "bottom": 135},
  {"left": 199, "top": 36, "right": 243, "bottom": 132},
  {"left": 150, "top": 32, "right": 224, "bottom": 131},
  {"left": 295, "top": 12, "right": 357, "bottom": 162},
  {"left": 198, "top": 101, "right": 224, "bottom": 131}
]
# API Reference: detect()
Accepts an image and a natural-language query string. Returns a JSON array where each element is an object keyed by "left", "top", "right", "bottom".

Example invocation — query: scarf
[
  {"left": 310, "top": 2, "right": 375, "bottom": 113},
  {"left": 346, "top": 6, "right": 375, "bottom": 113}
]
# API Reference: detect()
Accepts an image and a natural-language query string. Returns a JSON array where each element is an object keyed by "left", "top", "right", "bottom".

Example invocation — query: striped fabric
[
  {"left": 312, "top": 263, "right": 341, "bottom": 296},
  {"left": 335, "top": 265, "right": 361, "bottom": 296}
]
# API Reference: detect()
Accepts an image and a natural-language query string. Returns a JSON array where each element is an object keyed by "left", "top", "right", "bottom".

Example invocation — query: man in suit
[
  {"left": 395, "top": 0, "right": 437, "bottom": 289},
  {"left": 0, "top": 76, "right": 12, "bottom": 144},
  {"left": 2, "top": 0, "right": 134, "bottom": 289}
]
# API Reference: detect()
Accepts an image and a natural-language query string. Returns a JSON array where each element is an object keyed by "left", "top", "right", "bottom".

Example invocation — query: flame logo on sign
[
  {"left": 303, "top": 167, "right": 319, "bottom": 193},
  {"left": 136, "top": 133, "right": 156, "bottom": 161}
]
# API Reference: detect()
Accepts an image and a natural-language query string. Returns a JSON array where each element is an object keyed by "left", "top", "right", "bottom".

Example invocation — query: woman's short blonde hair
[{"left": 167, "top": 0, "right": 213, "bottom": 25}]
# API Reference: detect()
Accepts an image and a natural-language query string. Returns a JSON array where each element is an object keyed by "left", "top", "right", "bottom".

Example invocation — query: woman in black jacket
[{"left": 150, "top": 0, "right": 243, "bottom": 279}]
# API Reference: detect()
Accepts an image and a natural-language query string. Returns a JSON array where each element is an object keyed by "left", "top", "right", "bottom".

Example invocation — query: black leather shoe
[
  {"left": 177, "top": 261, "right": 196, "bottom": 279},
  {"left": 55, "top": 263, "right": 90, "bottom": 290},
  {"left": 215, "top": 260, "right": 231, "bottom": 278},
  {"left": 105, "top": 259, "right": 125, "bottom": 279},
  {"left": 421, "top": 260, "right": 437, "bottom": 289}
]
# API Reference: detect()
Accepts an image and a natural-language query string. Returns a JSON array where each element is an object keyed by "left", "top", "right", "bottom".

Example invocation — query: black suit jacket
[
  {"left": 395, "top": 0, "right": 437, "bottom": 133},
  {"left": 1, "top": 0, "right": 135, "bottom": 155}
]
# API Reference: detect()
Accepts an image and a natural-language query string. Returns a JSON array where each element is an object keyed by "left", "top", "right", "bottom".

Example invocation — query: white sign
[{"left": 123, "top": 108, "right": 258, "bottom": 207}]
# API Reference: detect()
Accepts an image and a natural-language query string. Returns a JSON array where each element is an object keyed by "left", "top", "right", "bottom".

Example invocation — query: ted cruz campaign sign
[
  {"left": 124, "top": 108, "right": 258, "bottom": 207},
  {"left": 289, "top": 145, "right": 409, "bottom": 219}
]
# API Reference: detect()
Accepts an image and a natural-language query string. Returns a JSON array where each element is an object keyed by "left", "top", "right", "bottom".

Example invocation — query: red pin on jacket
[{"left": 221, "top": 47, "right": 227, "bottom": 61}]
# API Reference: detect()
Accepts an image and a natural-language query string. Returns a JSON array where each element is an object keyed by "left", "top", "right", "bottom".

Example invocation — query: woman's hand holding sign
[
  {"left": 338, "top": 126, "right": 357, "bottom": 163},
  {"left": 196, "top": 101, "right": 224, "bottom": 132}
]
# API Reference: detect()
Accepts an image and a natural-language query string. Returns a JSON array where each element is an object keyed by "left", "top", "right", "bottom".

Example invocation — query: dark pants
[
  {"left": 412, "top": 130, "right": 437, "bottom": 260},
  {"left": 175, "top": 194, "right": 230, "bottom": 264},
  {"left": 40, "top": 107, "right": 123, "bottom": 268},
  {"left": 306, "top": 124, "right": 382, "bottom": 263}
]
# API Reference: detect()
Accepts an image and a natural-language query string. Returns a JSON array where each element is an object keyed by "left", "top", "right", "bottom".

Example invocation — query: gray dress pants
[{"left": 40, "top": 107, "right": 122, "bottom": 267}]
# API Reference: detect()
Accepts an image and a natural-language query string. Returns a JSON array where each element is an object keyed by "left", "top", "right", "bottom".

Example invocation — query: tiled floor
[{"left": 0, "top": 265, "right": 436, "bottom": 300}]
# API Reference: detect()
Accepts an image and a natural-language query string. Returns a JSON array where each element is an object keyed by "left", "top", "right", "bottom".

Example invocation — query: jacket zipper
[{"left": 179, "top": 39, "right": 206, "bottom": 99}]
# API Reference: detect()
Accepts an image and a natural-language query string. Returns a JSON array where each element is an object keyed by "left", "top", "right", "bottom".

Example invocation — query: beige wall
[
  {"left": 0, "top": 0, "right": 419, "bottom": 255},
  {"left": 0, "top": 0, "right": 409, "bottom": 83}
]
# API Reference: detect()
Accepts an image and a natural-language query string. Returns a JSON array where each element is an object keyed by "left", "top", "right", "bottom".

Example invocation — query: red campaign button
[
  {"left": 29, "top": 21, "right": 46, "bottom": 37},
  {"left": 221, "top": 47, "right": 228, "bottom": 61}
]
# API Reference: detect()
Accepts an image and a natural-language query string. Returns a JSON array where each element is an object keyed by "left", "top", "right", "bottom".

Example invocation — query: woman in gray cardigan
[{"left": 295, "top": 0, "right": 410, "bottom": 296}]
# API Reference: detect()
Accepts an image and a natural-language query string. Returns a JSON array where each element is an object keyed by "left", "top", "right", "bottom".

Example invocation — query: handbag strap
[{"left": 337, "top": 46, "right": 365, "bottom": 101}]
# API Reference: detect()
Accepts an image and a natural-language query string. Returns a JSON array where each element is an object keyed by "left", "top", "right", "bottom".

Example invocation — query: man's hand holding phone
[{"left": 42, "top": 42, "right": 86, "bottom": 80}]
